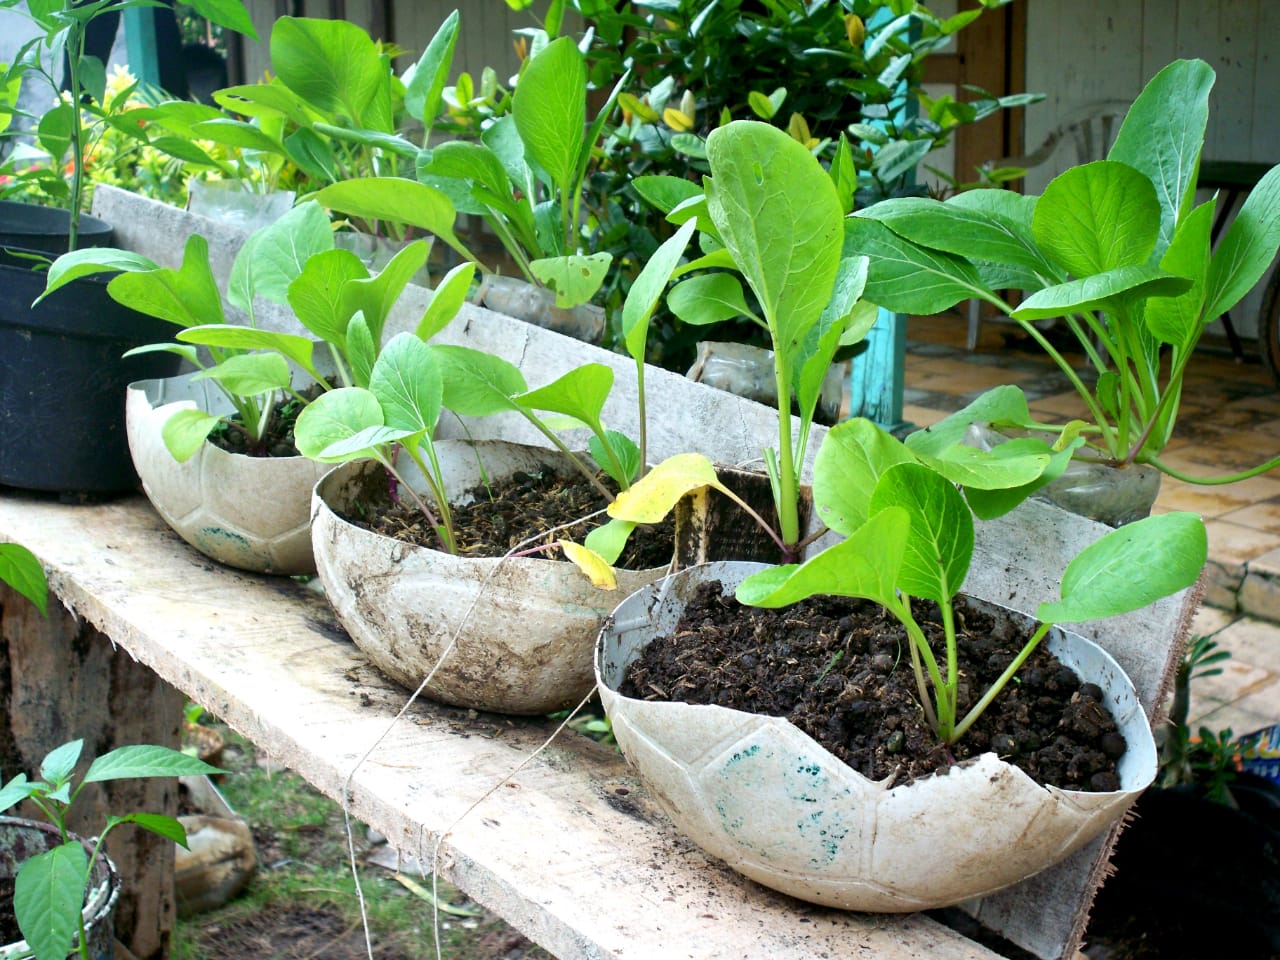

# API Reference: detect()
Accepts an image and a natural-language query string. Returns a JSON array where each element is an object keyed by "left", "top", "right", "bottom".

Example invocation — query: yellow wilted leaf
[
  {"left": 787, "top": 113, "right": 813, "bottom": 146},
  {"left": 663, "top": 107, "right": 694, "bottom": 132},
  {"left": 513, "top": 36, "right": 528, "bottom": 62},
  {"left": 845, "top": 13, "right": 865, "bottom": 47},
  {"left": 559, "top": 541, "right": 617, "bottom": 590},
  {"left": 609, "top": 453, "right": 720, "bottom": 523},
  {"left": 619, "top": 92, "right": 659, "bottom": 124}
]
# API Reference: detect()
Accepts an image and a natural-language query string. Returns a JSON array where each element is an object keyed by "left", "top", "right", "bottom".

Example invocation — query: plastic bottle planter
[
  {"left": 311, "top": 440, "right": 672, "bottom": 715},
  {"left": 0, "top": 817, "right": 119, "bottom": 960},
  {"left": 475, "top": 275, "right": 605, "bottom": 344},
  {"left": 595, "top": 561, "right": 1158, "bottom": 912},
  {"left": 965, "top": 424, "right": 1161, "bottom": 528},
  {"left": 125, "top": 369, "right": 332, "bottom": 575}
]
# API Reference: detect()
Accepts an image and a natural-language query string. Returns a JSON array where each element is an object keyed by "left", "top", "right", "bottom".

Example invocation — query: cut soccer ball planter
[
  {"left": 126, "top": 370, "right": 332, "bottom": 575},
  {"left": 312, "top": 441, "right": 672, "bottom": 715},
  {"left": 595, "top": 562, "right": 1158, "bottom": 912}
]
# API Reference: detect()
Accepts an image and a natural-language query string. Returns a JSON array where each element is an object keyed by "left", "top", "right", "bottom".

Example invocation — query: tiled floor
[{"left": 900, "top": 310, "right": 1280, "bottom": 736}]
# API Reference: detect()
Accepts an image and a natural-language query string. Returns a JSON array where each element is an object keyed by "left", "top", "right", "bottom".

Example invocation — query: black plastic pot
[
  {"left": 0, "top": 200, "right": 113, "bottom": 256},
  {"left": 0, "top": 247, "right": 182, "bottom": 496}
]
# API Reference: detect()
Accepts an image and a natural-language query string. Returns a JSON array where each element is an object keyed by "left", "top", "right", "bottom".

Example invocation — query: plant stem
[
  {"left": 517, "top": 412, "right": 617, "bottom": 503},
  {"left": 952, "top": 621, "right": 1052, "bottom": 742},
  {"left": 65, "top": 21, "right": 86, "bottom": 252},
  {"left": 1146, "top": 452, "right": 1280, "bottom": 485},
  {"left": 772, "top": 365, "right": 801, "bottom": 550}
]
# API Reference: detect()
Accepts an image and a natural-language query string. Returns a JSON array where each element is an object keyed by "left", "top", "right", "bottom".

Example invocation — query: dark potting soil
[
  {"left": 355, "top": 467, "right": 675, "bottom": 571},
  {"left": 618, "top": 579, "right": 1126, "bottom": 790},
  {"left": 207, "top": 385, "right": 326, "bottom": 458}
]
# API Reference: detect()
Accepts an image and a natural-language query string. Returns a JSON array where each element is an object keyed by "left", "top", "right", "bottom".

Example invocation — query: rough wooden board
[
  {"left": 0, "top": 493, "right": 1004, "bottom": 960},
  {"left": 960, "top": 499, "right": 1202, "bottom": 959}
]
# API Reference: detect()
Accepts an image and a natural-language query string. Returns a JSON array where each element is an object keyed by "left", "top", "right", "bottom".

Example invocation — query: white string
[{"left": 334, "top": 504, "right": 612, "bottom": 959}]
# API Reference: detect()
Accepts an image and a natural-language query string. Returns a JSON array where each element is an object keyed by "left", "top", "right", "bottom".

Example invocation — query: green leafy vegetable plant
[
  {"left": 732, "top": 416, "right": 1208, "bottom": 744},
  {"left": 0, "top": 0, "right": 256, "bottom": 251},
  {"left": 39, "top": 200, "right": 469, "bottom": 461},
  {"left": 0, "top": 738, "right": 222, "bottom": 960},
  {"left": 0, "top": 542, "right": 46, "bottom": 617},
  {"left": 845, "top": 58, "right": 1280, "bottom": 484},
  {"left": 293, "top": 221, "right": 697, "bottom": 580}
]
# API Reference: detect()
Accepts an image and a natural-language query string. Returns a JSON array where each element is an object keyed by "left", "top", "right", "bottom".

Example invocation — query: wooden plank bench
[
  {"left": 0, "top": 184, "right": 1196, "bottom": 960},
  {"left": 0, "top": 491, "right": 1012, "bottom": 960}
]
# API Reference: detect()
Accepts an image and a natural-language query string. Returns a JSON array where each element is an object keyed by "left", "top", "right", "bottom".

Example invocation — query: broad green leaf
[
  {"left": 529, "top": 253, "right": 612, "bottom": 308},
  {"left": 843, "top": 216, "right": 988, "bottom": 314},
  {"left": 813, "top": 417, "right": 914, "bottom": 535},
  {"left": 85, "top": 744, "right": 223, "bottom": 782},
  {"left": 271, "top": 15, "right": 392, "bottom": 130},
  {"left": 315, "top": 179, "right": 470, "bottom": 262},
  {"left": 211, "top": 83, "right": 313, "bottom": 126},
  {"left": 1033, "top": 161, "right": 1160, "bottom": 278},
  {"left": 512, "top": 37, "right": 586, "bottom": 198},
  {"left": 114, "top": 812, "right": 190, "bottom": 847},
  {"left": 42, "top": 248, "right": 159, "bottom": 301},
  {"left": 429, "top": 344, "right": 527, "bottom": 416},
  {"left": 229, "top": 201, "right": 334, "bottom": 311},
  {"left": 947, "top": 187, "right": 1038, "bottom": 231},
  {"left": 704, "top": 122, "right": 843, "bottom": 367},
  {"left": 99, "top": 236, "right": 225, "bottom": 328},
  {"left": 0, "top": 774, "right": 35, "bottom": 814},
  {"left": 1011, "top": 264, "right": 1192, "bottom": 322},
  {"left": 0, "top": 542, "right": 46, "bottom": 616},
  {"left": 795, "top": 256, "right": 868, "bottom": 422},
  {"left": 915, "top": 436, "right": 1053, "bottom": 491},
  {"left": 589, "top": 430, "right": 641, "bottom": 487},
  {"left": 176, "top": 326, "right": 318, "bottom": 376},
  {"left": 1146, "top": 199, "right": 1215, "bottom": 349},
  {"left": 869, "top": 462, "right": 973, "bottom": 603},
  {"left": 320, "top": 424, "right": 419, "bottom": 460},
  {"left": 608, "top": 453, "right": 721, "bottom": 524},
  {"left": 1203, "top": 163, "right": 1280, "bottom": 323},
  {"left": 368, "top": 333, "right": 442, "bottom": 434},
  {"left": 15, "top": 842, "right": 86, "bottom": 960},
  {"left": 39, "top": 740, "right": 81, "bottom": 785},
  {"left": 420, "top": 141, "right": 517, "bottom": 219},
  {"left": 194, "top": 352, "right": 293, "bottom": 396},
  {"left": 185, "top": 0, "right": 259, "bottom": 40},
  {"left": 161, "top": 409, "right": 224, "bottom": 462},
  {"left": 622, "top": 219, "right": 696, "bottom": 361},
  {"left": 346, "top": 314, "right": 377, "bottom": 389},
  {"left": 1037, "top": 512, "right": 1207, "bottom": 623},
  {"left": 632, "top": 175, "right": 702, "bottom": 215},
  {"left": 404, "top": 10, "right": 459, "bottom": 127},
  {"left": 294, "top": 387, "right": 386, "bottom": 461},
  {"left": 514, "top": 364, "right": 613, "bottom": 430},
  {"left": 1108, "top": 59, "right": 1214, "bottom": 261},
  {"left": 735, "top": 507, "right": 909, "bottom": 609},
  {"left": 189, "top": 117, "right": 286, "bottom": 155},
  {"left": 558, "top": 541, "right": 616, "bottom": 590},
  {"left": 288, "top": 248, "right": 370, "bottom": 345},
  {"left": 964, "top": 436, "right": 1085, "bottom": 520},
  {"left": 859, "top": 196, "right": 1051, "bottom": 276},
  {"left": 339, "top": 239, "right": 431, "bottom": 346},
  {"left": 35, "top": 100, "right": 72, "bottom": 162},
  {"left": 416, "top": 261, "right": 475, "bottom": 341},
  {"left": 905, "top": 384, "right": 1035, "bottom": 457},
  {"left": 668, "top": 273, "right": 758, "bottom": 328},
  {"left": 583, "top": 518, "right": 637, "bottom": 566}
]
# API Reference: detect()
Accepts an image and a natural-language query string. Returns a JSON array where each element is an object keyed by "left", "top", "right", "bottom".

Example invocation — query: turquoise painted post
[
  {"left": 849, "top": 307, "right": 910, "bottom": 434},
  {"left": 846, "top": 7, "right": 915, "bottom": 436},
  {"left": 122, "top": 8, "right": 161, "bottom": 88}
]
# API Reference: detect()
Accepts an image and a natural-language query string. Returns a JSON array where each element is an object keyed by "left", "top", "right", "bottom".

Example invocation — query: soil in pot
[
  {"left": 346, "top": 466, "right": 675, "bottom": 572},
  {"left": 618, "top": 578, "right": 1126, "bottom": 790},
  {"left": 206, "top": 385, "right": 325, "bottom": 458}
]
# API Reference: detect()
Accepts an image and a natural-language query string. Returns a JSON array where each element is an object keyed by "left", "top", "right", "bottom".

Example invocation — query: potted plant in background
[
  {"left": 0, "top": 0, "right": 256, "bottom": 496},
  {"left": 0, "top": 738, "right": 222, "bottom": 960},
  {"left": 39, "top": 199, "right": 463, "bottom": 574},
  {"left": 844, "top": 58, "right": 1280, "bottom": 525}
]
